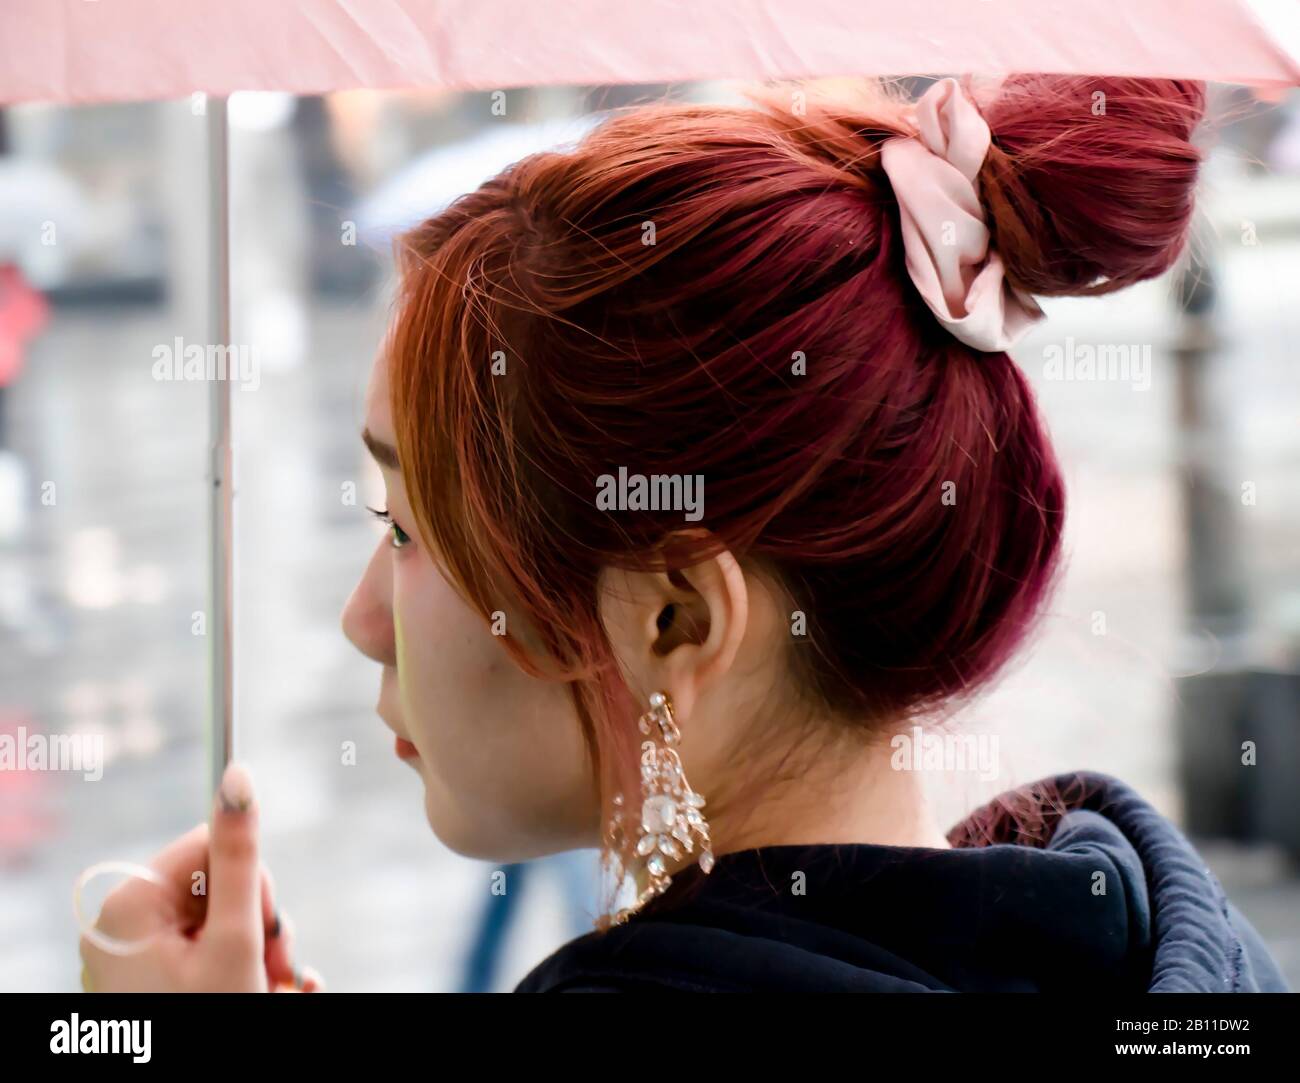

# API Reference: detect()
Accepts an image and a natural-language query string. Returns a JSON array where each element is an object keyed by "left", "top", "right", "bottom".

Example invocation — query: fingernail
[
  {"left": 218, "top": 762, "right": 255, "bottom": 813},
  {"left": 269, "top": 908, "right": 282, "bottom": 939}
]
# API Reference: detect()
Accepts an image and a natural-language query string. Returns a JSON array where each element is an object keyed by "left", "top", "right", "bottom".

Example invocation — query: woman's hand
[{"left": 79, "top": 762, "right": 324, "bottom": 993}]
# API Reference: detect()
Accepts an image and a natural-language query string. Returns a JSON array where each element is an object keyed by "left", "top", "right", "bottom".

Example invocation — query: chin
[
  {"left": 422, "top": 790, "right": 516, "bottom": 861},
  {"left": 421, "top": 791, "right": 583, "bottom": 863}
]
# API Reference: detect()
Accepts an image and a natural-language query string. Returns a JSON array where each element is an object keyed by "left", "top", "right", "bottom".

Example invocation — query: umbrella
[
  {"left": 3, "top": 0, "right": 1298, "bottom": 101},
  {"left": 0, "top": 0, "right": 1296, "bottom": 802}
]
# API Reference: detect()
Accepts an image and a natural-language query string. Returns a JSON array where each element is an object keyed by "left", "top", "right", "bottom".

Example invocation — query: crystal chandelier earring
[{"left": 604, "top": 691, "right": 713, "bottom": 926}]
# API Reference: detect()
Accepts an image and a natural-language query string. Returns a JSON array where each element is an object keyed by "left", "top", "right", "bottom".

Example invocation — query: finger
[
  {"left": 299, "top": 965, "right": 325, "bottom": 993},
  {"left": 205, "top": 762, "right": 262, "bottom": 941},
  {"left": 260, "top": 865, "right": 276, "bottom": 935},
  {"left": 272, "top": 963, "right": 325, "bottom": 993},
  {"left": 264, "top": 906, "right": 297, "bottom": 988},
  {"left": 152, "top": 823, "right": 214, "bottom": 931},
  {"left": 143, "top": 830, "right": 280, "bottom": 937},
  {"left": 260, "top": 865, "right": 294, "bottom": 984},
  {"left": 90, "top": 823, "right": 210, "bottom": 939},
  {"left": 259, "top": 865, "right": 286, "bottom": 948},
  {"left": 148, "top": 822, "right": 211, "bottom": 888}
]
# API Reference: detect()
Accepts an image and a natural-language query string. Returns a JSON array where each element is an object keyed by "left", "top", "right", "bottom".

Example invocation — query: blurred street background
[{"left": 1, "top": 81, "right": 1298, "bottom": 992}]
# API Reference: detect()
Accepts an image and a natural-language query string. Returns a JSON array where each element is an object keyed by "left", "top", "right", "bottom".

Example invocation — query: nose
[{"left": 342, "top": 538, "right": 396, "bottom": 666}]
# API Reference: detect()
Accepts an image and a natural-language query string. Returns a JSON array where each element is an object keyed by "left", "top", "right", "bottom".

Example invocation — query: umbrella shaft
[{"left": 207, "top": 96, "right": 234, "bottom": 800}]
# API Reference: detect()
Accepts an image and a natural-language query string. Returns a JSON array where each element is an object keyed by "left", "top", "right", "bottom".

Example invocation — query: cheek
[
  {"left": 392, "top": 555, "right": 500, "bottom": 719},
  {"left": 391, "top": 553, "right": 596, "bottom": 858}
]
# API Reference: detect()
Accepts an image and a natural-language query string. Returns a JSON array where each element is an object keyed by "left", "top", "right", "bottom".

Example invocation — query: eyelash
[{"left": 366, "top": 505, "right": 412, "bottom": 551}]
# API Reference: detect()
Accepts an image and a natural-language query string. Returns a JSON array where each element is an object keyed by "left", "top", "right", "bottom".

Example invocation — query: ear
[{"left": 597, "top": 540, "right": 749, "bottom": 726}]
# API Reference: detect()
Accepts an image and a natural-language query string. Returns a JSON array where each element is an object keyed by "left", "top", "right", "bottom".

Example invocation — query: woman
[{"left": 80, "top": 75, "right": 1288, "bottom": 992}]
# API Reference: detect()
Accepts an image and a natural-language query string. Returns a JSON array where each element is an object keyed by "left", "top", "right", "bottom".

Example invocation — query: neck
[{"left": 710, "top": 726, "right": 953, "bottom": 856}]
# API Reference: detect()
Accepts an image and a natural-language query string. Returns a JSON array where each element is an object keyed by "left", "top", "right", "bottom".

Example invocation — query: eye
[{"left": 366, "top": 505, "right": 412, "bottom": 551}]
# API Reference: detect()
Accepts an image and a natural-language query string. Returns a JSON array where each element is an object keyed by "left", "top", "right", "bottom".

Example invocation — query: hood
[{"left": 516, "top": 772, "right": 1288, "bottom": 993}]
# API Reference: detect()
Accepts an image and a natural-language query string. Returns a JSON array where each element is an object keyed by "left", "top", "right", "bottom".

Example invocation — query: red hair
[{"left": 387, "top": 76, "right": 1205, "bottom": 918}]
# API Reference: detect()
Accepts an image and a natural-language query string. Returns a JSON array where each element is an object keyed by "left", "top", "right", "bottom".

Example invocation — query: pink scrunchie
[{"left": 879, "top": 78, "right": 1043, "bottom": 353}]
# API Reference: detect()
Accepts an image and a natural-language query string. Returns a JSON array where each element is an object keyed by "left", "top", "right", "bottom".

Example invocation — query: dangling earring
[{"left": 604, "top": 691, "right": 713, "bottom": 927}]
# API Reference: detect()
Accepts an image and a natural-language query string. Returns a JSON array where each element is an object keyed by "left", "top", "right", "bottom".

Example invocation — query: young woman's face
[{"left": 341, "top": 352, "right": 598, "bottom": 861}]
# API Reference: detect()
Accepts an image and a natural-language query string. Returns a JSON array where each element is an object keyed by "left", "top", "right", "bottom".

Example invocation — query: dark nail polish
[{"left": 269, "top": 909, "right": 282, "bottom": 939}]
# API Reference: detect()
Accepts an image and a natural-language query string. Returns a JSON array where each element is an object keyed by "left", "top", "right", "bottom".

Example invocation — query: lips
[{"left": 378, "top": 702, "right": 419, "bottom": 761}]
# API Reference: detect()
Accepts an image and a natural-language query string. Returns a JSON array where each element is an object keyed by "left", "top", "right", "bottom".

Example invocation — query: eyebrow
[{"left": 362, "top": 427, "right": 400, "bottom": 470}]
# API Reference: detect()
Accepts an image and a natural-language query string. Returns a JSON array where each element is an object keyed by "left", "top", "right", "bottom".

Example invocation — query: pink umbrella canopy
[{"left": 0, "top": 0, "right": 1297, "bottom": 104}]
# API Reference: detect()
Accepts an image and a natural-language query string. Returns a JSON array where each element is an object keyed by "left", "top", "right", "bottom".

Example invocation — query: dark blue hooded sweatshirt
[{"left": 515, "top": 772, "right": 1288, "bottom": 992}]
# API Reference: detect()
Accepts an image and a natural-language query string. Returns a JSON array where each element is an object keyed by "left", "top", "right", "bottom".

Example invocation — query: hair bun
[{"left": 978, "top": 76, "right": 1206, "bottom": 297}]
